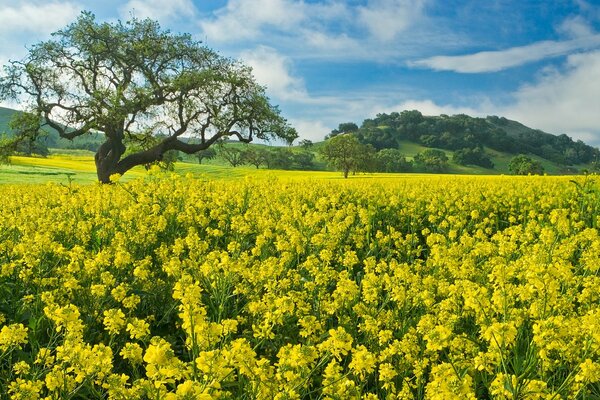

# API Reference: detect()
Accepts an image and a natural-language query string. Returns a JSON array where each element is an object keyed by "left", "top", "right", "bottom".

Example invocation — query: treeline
[
  {"left": 196, "top": 144, "right": 318, "bottom": 170},
  {"left": 330, "top": 111, "right": 599, "bottom": 166},
  {"left": 320, "top": 134, "right": 458, "bottom": 177}
]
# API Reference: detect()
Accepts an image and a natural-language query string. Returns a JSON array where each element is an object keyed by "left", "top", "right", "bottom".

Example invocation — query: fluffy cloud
[
  {"left": 200, "top": 0, "right": 308, "bottom": 43},
  {"left": 0, "top": 1, "right": 81, "bottom": 36},
  {"left": 501, "top": 50, "right": 600, "bottom": 144},
  {"left": 198, "top": 0, "right": 428, "bottom": 59},
  {"left": 287, "top": 119, "right": 331, "bottom": 142},
  {"left": 240, "top": 46, "right": 307, "bottom": 101},
  {"left": 409, "top": 35, "right": 600, "bottom": 73},
  {"left": 119, "top": 0, "right": 196, "bottom": 22},
  {"left": 358, "top": 0, "right": 428, "bottom": 41},
  {"left": 381, "top": 99, "right": 482, "bottom": 117}
]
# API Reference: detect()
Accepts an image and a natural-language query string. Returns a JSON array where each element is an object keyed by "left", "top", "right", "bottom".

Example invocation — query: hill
[{"left": 329, "top": 110, "right": 599, "bottom": 173}]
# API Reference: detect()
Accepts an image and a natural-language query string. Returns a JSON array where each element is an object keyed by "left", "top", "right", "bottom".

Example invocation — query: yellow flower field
[{"left": 1, "top": 173, "right": 600, "bottom": 399}]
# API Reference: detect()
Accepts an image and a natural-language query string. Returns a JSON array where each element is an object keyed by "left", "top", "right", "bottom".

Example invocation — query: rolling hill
[{"left": 331, "top": 110, "right": 599, "bottom": 174}]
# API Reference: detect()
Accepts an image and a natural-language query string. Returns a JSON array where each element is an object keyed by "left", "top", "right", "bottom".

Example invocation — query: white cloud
[
  {"left": 0, "top": 1, "right": 80, "bottom": 36},
  {"left": 119, "top": 0, "right": 196, "bottom": 22},
  {"left": 358, "top": 0, "right": 428, "bottom": 41},
  {"left": 410, "top": 35, "right": 600, "bottom": 73},
  {"left": 200, "top": 0, "right": 307, "bottom": 43},
  {"left": 500, "top": 50, "right": 600, "bottom": 144},
  {"left": 382, "top": 99, "right": 482, "bottom": 117},
  {"left": 240, "top": 46, "right": 308, "bottom": 101},
  {"left": 557, "top": 15, "right": 595, "bottom": 38},
  {"left": 198, "top": 0, "right": 430, "bottom": 60},
  {"left": 288, "top": 119, "right": 331, "bottom": 142}
]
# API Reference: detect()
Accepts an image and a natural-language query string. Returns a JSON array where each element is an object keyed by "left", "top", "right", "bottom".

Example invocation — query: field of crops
[{"left": 1, "top": 173, "right": 600, "bottom": 399}]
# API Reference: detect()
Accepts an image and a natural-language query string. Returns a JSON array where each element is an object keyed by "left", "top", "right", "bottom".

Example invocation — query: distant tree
[
  {"left": 220, "top": 146, "right": 245, "bottom": 167},
  {"left": 242, "top": 147, "right": 268, "bottom": 169},
  {"left": 299, "top": 139, "right": 313, "bottom": 149},
  {"left": 293, "top": 151, "right": 315, "bottom": 170},
  {"left": 413, "top": 149, "right": 449, "bottom": 173},
  {"left": 508, "top": 155, "right": 545, "bottom": 175},
  {"left": 195, "top": 148, "right": 217, "bottom": 164},
  {"left": 0, "top": 137, "right": 12, "bottom": 164},
  {"left": 265, "top": 148, "right": 294, "bottom": 169},
  {"left": 328, "top": 122, "right": 359, "bottom": 139},
  {"left": 321, "top": 134, "right": 372, "bottom": 178},
  {"left": 376, "top": 148, "right": 412, "bottom": 172},
  {"left": 0, "top": 112, "right": 50, "bottom": 158},
  {"left": 453, "top": 147, "right": 494, "bottom": 169}
]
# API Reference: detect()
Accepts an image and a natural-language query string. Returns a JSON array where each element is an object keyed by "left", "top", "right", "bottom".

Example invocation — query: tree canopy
[
  {"left": 0, "top": 12, "right": 296, "bottom": 182},
  {"left": 508, "top": 155, "right": 545, "bottom": 175},
  {"left": 321, "top": 134, "right": 374, "bottom": 178}
]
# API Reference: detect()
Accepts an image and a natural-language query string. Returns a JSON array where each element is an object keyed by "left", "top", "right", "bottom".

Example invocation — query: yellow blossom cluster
[{"left": 1, "top": 173, "right": 600, "bottom": 398}]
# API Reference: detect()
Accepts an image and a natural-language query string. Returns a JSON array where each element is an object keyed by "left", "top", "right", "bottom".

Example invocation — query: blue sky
[{"left": 1, "top": 0, "right": 600, "bottom": 145}]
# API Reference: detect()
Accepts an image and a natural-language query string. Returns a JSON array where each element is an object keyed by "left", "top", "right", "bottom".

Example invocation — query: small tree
[
  {"left": 0, "top": 12, "right": 296, "bottom": 183},
  {"left": 375, "top": 148, "right": 412, "bottom": 172},
  {"left": 413, "top": 149, "right": 449, "bottom": 173},
  {"left": 219, "top": 146, "right": 245, "bottom": 167},
  {"left": 241, "top": 147, "right": 267, "bottom": 169},
  {"left": 508, "top": 155, "right": 545, "bottom": 175},
  {"left": 265, "top": 148, "right": 294, "bottom": 169},
  {"left": 299, "top": 139, "right": 313, "bottom": 150},
  {"left": 453, "top": 147, "right": 494, "bottom": 169},
  {"left": 293, "top": 151, "right": 315, "bottom": 170},
  {"left": 195, "top": 148, "right": 217, "bottom": 164},
  {"left": 321, "top": 134, "right": 371, "bottom": 178},
  {"left": 327, "top": 122, "right": 359, "bottom": 139}
]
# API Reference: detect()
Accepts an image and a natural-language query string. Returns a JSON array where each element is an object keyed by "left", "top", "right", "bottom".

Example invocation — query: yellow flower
[
  {"left": 318, "top": 327, "right": 354, "bottom": 360},
  {"left": 127, "top": 317, "right": 150, "bottom": 340},
  {"left": 0, "top": 323, "right": 28, "bottom": 351},
  {"left": 120, "top": 342, "right": 144, "bottom": 365},
  {"left": 103, "top": 308, "right": 126, "bottom": 335},
  {"left": 349, "top": 345, "right": 376, "bottom": 378}
]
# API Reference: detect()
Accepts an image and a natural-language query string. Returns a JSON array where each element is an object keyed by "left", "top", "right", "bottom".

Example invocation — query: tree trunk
[
  {"left": 94, "top": 134, "right": 221, "bottom": 183},
  {"left": 95, "top": 136, "right": 126, "bottom": 184},
  {"left": 343, "top": 168, "right": 349, "bottom": 178}
]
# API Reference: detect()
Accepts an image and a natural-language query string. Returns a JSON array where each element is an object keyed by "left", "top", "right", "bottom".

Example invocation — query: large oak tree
[{"left": 0, "top": 12, "right": 297, "bottom": 182}]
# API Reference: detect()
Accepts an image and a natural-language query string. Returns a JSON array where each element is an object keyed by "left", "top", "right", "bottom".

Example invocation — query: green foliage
[
  {"left": 413, "top": 149, "right": 449, "bottom": 173},
  {"left": 375, "top": 148, "right": 412, "bottom": 172},
  {"left": 321, "top": 134, "right": 374, "bottom": 178},
  {"left": 453, "top": 147, "right": 494, "bottom": 169},
  {"left": 508, "top": 155, "right": 545, "bottom": 175},
  {"left": 0, "top": 106, "right": 105, "bottom": 152},
  {"left": 263, "top": 148, "right": 315, "bottom": 170},
  {"left": 299, "top": 139, "right": 313, "bottom": 149},
  {"left": 241, "top": 147, "right": 268, "bottom": 168},
  {"left": 328, "top": 122, "right": 359, "bottom": 139},
  {"left": 219, "top": 146, "right": 245, "bottom": 167},
  {"left": 0, "top": 112, "right": 50, "bottom": 159},
  {"left": 335, "top": 111, "right": 599, "bottom": 166},
  {"left": 195, "top": 148, "right": 217, "bottom": 164}
]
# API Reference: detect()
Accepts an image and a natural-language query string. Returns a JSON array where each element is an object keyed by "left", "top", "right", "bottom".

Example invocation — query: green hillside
[{"left": 328, "top": 111, "right": 599, "bottom": 174}]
